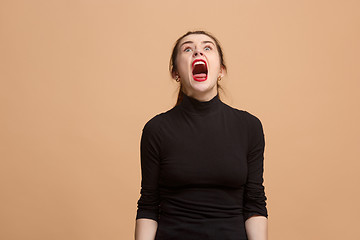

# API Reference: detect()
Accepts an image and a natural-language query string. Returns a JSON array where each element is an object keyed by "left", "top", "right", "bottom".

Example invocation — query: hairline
[{"left": 179, "top": 40, "right": 216, "bottom": 49}]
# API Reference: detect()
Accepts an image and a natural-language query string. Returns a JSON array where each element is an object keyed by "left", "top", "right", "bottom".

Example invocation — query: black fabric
[{"left": 136, "top": 92, "right": 268, "bottom": 240}]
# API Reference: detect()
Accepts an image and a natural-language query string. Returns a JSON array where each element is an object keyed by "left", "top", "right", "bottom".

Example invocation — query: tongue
[{"left": 193, "top": 73, "right": 207, "bottom": 79}]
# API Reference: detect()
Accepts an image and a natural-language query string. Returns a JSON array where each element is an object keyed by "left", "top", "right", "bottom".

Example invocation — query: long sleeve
[
  {"left": 136, "top": 117, "right": 162, "bottom": 222},
  {"left": 134, "top": 93, "right": 270, "bottom": 239},
  {"left": 243, "top": 114, "right": 268, "bottom": 221}
]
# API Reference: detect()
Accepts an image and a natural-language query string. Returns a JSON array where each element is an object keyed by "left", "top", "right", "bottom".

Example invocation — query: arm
[
  {"left": 135, "top": 219, "right": 158, "bottom": 240},
  {"left": 244, "top": 114, "right": 268, "bottom": 239},
  {"left": 135, "top": 118, "right": 162, "bottom": 239},
  {"left": 245, "top": 215, "right": 268, "bottom": 240}
]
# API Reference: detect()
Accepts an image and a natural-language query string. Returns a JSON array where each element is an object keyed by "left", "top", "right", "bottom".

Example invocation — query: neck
[
  {"left": 179, "top": 90, "right": 222, "bottom": 115},
  {"left": 182, "top": 89, "right": 218, "bottom": 102}
]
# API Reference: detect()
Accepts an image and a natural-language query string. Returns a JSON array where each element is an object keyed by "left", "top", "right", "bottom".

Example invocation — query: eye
[
  {"left": 204, "top": 46, "right": 212, "bottom": 51},
  {"left": 184, "top": 47, "right": 192, "bottom": 52}
]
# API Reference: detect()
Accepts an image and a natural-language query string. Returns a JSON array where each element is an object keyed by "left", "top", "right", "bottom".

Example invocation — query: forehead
[{"left": 178, "top": 34, "right": 215, "bottom": 46}]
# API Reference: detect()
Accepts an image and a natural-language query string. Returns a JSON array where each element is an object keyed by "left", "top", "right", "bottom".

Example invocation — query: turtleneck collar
[{"left": 179, "top": 92, "right": 222, "bottom": 115}]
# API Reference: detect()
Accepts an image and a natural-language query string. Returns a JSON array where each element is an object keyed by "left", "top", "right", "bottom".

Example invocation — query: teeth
[{"left": 194, "top": 61, "right": 205, "bottom": 66}]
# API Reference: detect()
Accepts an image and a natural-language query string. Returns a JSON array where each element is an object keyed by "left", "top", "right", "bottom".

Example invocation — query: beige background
[{"left": 1, "top": 0, "right": 359, "bottom": 239}]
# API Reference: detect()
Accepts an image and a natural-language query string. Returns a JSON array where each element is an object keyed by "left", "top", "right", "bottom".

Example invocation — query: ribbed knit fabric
[{"left": 136, "top": 92, "right": 268, "bottom": 240}]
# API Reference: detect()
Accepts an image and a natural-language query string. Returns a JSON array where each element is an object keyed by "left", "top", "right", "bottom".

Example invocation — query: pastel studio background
[{"left": 1, "top": 0, "right": 359, "bottom": 239}]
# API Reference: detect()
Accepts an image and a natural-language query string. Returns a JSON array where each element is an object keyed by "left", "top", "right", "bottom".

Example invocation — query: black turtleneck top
[{"left": 136, "top": 93, "right": 268, "bottom": 240}]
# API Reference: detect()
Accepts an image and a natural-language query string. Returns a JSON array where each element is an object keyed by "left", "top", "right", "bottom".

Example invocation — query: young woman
[{"left": 135, "top": 31, "right": 268, "bottom": 240}]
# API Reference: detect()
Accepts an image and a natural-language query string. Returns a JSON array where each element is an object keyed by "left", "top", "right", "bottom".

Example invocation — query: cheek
[
  {"left": 208, "top": 54, "right": 221, "bottom": 70},
  {"left": 210, "top": 60, "right": 221, "bottom": 74},
  {"left": 176, "top": 57, "right": 190, "bottom": 73}
]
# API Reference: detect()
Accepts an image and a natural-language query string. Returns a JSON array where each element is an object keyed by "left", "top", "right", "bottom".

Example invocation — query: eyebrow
[{"left": 180, "top": 40, "right": 215, "bottom": 48}]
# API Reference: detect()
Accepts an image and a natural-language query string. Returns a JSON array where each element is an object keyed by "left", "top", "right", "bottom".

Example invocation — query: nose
[{"left": 193, "top": 48, "right": 203, "bottom": 57}]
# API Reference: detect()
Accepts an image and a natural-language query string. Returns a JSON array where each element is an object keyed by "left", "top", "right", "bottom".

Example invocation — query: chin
[{"left": 190, "top": 84, "right": 216, "bottom": 93}]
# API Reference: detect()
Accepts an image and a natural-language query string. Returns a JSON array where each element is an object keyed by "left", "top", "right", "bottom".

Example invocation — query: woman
[{"left": 135, "top": 31, "right": 268, "bottom": 240}]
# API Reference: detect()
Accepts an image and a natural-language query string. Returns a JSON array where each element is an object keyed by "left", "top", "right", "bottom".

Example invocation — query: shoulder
[
  {"left": 142, "top": 113, "right": 165, "bottom": 133},
  {"left": 140, "top": 113, "right": 166, "bottom": 147},
  {"left": 244, "top": 111, "right": 263, "bottom": 129},
  {"left": 142, "top": 105, "right": 179, "bottom": 132},
  {"left": 240, "top": 111, "right": 265, "bottom": 144},
  {"left": 224, "top": 106, "right": 265, "bottom": 149},
  {"left": 222, "top": 103, "right": 262, "bottom": 126},
  {"left": 222, "top": 103, "right": 264, "bottom": 140},
  {"left": 240, "top": 110, "right": 264, "bottom": 136}
]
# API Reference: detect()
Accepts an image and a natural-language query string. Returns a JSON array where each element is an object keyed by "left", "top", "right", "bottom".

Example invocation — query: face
[{"left": 174, "top": 34, "right": 224, "bottom": 100}]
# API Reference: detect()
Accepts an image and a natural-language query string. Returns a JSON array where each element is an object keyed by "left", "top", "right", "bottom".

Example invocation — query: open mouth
[{"left": 192, "top": 59, "right": 208, "bottom": 82}]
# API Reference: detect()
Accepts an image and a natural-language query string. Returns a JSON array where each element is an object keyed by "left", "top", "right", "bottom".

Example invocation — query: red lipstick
[{"left": 192, "top": 59, "right": 208, "bottom": 82}]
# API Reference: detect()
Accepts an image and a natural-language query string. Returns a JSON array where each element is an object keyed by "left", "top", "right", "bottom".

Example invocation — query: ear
[
  {"left": 219, "top": 66, "right": 226, "bottom": 78},
  {"left": 171, "top": 71, "right": 178, "bottom": 79}
]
